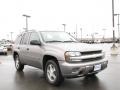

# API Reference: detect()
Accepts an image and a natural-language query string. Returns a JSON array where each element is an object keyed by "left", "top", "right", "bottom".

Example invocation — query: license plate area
[{"left": 94, "top": 64, "right": 101, "bottom": 71}]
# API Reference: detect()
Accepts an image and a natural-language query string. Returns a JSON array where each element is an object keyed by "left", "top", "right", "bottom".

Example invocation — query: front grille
[
  {"left": 81, "top": 56, "right": 103, "bottom": 62},
  {"left": 81, "top": 50, "right": 102, "bottom": 55},
  {"left": 69, "top": 50, "right": 103, "bottom": 63},
  {"left": 80, "top": 50, "right": 103, "bottom": 62}
]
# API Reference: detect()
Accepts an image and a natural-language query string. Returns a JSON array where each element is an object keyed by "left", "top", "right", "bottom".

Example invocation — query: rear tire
[
  {"left": 14, "top": 55, "right": 24, "bottom": 71},
  {"left": 45, "top": 60, "right": 64, "bottom": 86}
]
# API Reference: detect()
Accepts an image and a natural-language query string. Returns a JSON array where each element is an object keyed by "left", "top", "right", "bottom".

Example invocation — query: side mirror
[{"left": 30, "top": 40, "right": 41, "bottom": 45}]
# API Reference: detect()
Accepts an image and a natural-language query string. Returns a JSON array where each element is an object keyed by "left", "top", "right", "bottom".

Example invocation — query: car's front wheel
[
  {"left": 45, "top": 60, "right": 64, "bottom": 86},
  {"left": 14, "top": 55, "right": 24, "bottom": 71}
]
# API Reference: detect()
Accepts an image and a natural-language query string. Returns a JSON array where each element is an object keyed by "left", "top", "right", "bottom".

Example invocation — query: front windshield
[{"left": 40, "top": 31, "right": 77, "bottom": 43}]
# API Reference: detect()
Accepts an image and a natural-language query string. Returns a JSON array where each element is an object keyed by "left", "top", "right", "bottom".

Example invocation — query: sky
[{"left": 0, "top": 0, "right": 120, "bottom": 40}]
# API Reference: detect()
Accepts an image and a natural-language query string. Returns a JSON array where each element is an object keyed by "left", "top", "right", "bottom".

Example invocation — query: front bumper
[{"left": 58, "top": 59, "right": 108, "bottom": 78}]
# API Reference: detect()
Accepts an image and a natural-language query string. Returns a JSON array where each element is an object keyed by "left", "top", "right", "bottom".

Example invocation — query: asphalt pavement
[{"left": 0, "top": 44, "right": 120, "bottom": 90}]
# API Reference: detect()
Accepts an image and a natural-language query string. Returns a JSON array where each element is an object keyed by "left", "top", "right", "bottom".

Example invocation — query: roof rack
[{"left": 24, "top": 29, "right": 36, "bottom": 32}]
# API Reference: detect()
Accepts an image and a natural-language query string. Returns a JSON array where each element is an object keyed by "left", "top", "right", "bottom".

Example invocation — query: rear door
[{"left": 19, "top": 32, "right": 31, "bottom": 64}]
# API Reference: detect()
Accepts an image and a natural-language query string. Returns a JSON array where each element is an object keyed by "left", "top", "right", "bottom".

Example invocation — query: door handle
[{"left": 27, "top": 48, "right": 29, "bottom": 50}]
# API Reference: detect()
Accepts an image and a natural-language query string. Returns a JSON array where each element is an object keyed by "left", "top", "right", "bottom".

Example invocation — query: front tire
[
  {"left": 14, "top": 55, "right": 24, "bottom": 71},
  {"left": 45, "top": 60, "right": 64, "bottom": 86}
]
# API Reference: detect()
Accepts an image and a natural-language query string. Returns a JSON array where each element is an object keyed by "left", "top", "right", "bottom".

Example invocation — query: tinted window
[
  {"left": 29, "top": 32, "right": 40, "bottom": 44},
  {"left": 20, "top": 33, "right": 30, "bottom": 45},
  {"left": 15, "top": 35, "right": 22, "bottom": 44}
]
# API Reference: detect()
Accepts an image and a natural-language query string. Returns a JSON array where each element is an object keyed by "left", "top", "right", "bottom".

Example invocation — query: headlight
[
  {"left": 65, "top": 52, "right": 81, "bottom": 57},
  {"left": 65, "top": 51, "right": 81, "bottom": 61}
]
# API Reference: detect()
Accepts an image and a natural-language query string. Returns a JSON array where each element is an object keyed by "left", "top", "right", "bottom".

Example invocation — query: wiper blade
[
  {"left": 46, "top": 40, "right": 78, "bottom": 43},
  {"left": 46, "top": 40, "right": 63, "bottom": 43},
  {"left": 63, "top": 41, "right": 77, "bottom": 42}
]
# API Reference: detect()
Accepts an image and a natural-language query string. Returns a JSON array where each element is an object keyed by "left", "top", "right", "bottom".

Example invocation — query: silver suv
[{"left": 13, "top": 30, "right": 108, "bottom": 85}]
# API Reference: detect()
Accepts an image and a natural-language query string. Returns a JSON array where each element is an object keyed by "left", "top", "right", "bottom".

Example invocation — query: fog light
[{"left": 72, "top": 68, "right": 80, "bottom": 74}]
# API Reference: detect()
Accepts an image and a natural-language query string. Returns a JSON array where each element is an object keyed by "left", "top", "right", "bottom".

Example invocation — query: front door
[{"left": 26, "top": 32, "right": 43, "bottom": 68}]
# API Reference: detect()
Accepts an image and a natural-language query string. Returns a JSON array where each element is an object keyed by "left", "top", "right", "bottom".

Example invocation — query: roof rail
[
  {"left": 25, "top": 29, "right": 36, "bottom": 32},
  {"left": 18, "top": 30, "right": 36, "bottom": 35}
]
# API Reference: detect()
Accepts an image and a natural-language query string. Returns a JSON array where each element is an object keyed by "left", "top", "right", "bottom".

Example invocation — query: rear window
[
  {"left": 15, "top": 35, "right": 22, "bottom": 44},
  {"left": 20, "top": 33, "right": 30, "bottom": 45}
]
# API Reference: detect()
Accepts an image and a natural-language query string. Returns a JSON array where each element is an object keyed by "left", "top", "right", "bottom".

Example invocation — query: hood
[{"left": 45, "top": 42, "right": 102, "bottom": 52}]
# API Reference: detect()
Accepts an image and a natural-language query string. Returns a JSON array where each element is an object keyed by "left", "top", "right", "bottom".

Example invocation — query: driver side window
[{"left": 29, "top": 32, "right": 40, "bottom": 44}]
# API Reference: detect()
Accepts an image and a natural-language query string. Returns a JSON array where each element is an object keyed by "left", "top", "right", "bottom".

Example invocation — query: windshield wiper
[
  {"left": 46, "top": 40, "right": 78, "bottom": 43},
  {"left": 63, "top": 41, "right": 77, "bottom": 42},
  {"left": 46, "top": 40, "right": 64, "bottom": 43}
]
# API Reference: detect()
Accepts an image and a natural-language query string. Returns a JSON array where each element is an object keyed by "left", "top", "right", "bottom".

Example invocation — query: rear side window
[
  {"left": 15, "top": 35, "right": 22, "bottom": 44},
  {"left": 20, "top": 33, "right": 30, "bottom": 45}
]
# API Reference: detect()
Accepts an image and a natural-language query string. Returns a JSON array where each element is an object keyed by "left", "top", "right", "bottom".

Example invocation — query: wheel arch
[
  {"left": 13, "top": 51, "right": 19, "bottom": 60},
  {"left": 42, "top": 55, "right": 59, "bottom": 71}
]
